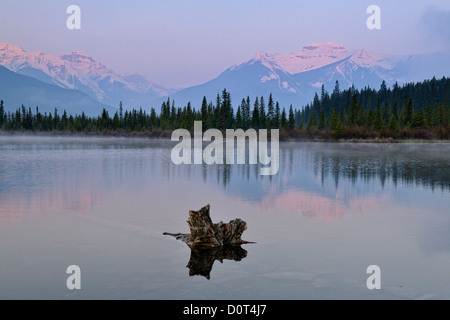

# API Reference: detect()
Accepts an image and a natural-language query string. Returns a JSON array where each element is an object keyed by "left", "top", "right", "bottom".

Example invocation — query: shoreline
[{"left": 1, "top": 130, "right": 449, "bottom": 143}]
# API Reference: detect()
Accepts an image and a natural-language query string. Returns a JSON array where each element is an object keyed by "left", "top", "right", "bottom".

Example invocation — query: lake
[{"left": 0, "top": 135, "right": 449, "bottom": 300}]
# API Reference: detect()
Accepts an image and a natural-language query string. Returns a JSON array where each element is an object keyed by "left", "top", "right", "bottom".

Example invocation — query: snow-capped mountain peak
[
  {"left": 233, "top": 42, "right": 356, "bottom": 75},
  {"left": 0, "top": 42, "right": 171, "bottom": 107},
  {"left": 301, "top": 42, "right": 348, "bottom": 54}
]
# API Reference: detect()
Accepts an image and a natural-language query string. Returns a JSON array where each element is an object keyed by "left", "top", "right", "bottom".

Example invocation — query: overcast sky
[{"left": 0, "top": 0, "right": 449, "bottom": 88}]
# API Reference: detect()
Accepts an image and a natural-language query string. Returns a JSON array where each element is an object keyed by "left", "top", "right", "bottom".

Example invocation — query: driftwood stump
[
  {"left": 164, "top": 204, "right": 250, "bottom": 249},
  {"left": 163, "top": 204, "right": 252, "bottom": 279}
]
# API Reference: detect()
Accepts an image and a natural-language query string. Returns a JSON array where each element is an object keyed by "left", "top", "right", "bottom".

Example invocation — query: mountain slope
[
  {"left": 0, "top": 66, "right": 114, "bottom": 116},
  {"left": 0, "top": 43, "right": 173, "bottom": 109},
  {"left": 154, "top": 43, "right": 449, "bottom": 109},
  {"left": 153, "top": 43, "right": 401, "bottom": 108}
]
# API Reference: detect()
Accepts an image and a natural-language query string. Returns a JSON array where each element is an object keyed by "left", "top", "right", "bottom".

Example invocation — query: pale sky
[{"left": 0, "top": 0, "right": 449, "bottom": 88}]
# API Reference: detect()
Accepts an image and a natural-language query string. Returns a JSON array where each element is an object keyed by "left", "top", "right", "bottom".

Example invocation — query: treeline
[
  {"left": 0, "top": 77, "right": 449, "bottom": 140},
  {"left": 0, "top": 90, "right": 296, "bottom": 133},
  {"left": 296, "top": 77, "right": 450, "bottom": 139}
]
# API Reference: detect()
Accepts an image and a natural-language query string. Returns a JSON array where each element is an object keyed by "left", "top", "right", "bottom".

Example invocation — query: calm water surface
[{"left": 0, "top": 136, "right": 449, "bottom": 299}]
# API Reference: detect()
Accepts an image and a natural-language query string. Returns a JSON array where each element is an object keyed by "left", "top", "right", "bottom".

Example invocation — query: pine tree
[
  {"left": 35, "top": 106, "right": 42, "bottom": 131},
  {"left": 252, "top": 97, "right": 260, "bottom": 129},
  {"left": 332, "top": 120, "right": 343, "bottom": 139},
  {"left": 388, "top": 114, "right": 399, "bottom": 131},
  {"left": 0, "top": 100, "right": 4, "bottom": 129},
  {"left": 53, "top": 108, "right": 59, "bottom": 130},
  {"left": 329, "top": 107, "right": 339, "bottom": 131},
  {"left": 332, "top": 80, "right": 341, "bottom": 101},
  {"left": 313, "top": 92, "right": 320, "bottom": 111},
  {"left": 338, "top": 105, "right": 345, "bottom": 125},
  {"left": 382, "top": 102, "right": 390, "bottom": 125},
  {"left": 307, "top": 110, "right": 317, "bottom": 129},
  {"left": 374, "top": 104, "right": 383, "bottom": 131},
  {"left": 259, "top": 96, "right": 266, "bottom": 129},
  {"left": 119, "top": 101, "right": 123, "bottom": 122},
  {"left": 349, "top": 93, "right": 360, "bottom": 126},
  {"left": 186, "top": 102, "right": 193, "bottom": 130},
  {"left": 170, "top": 102, "right": 176, "bottom": 128},
  {"left": 267, "top": 93, "right": 275, "bottom": 128},
  {"left": 215, "top": 93, "right": 223, "bottom": 129},
  {"left": 274, "top": 101, "right": 280, "bottom": 129},
  {"left": 318, "top": 108, "right": 325, "bottom": 129},
  {"left": 288, "top": 105, "right": 295, "bottom": 128},
  {"left": 392, "top": 101, "right": 398, "bottom": 121},
  {"left": 206, "top": 102, "right": 213, "bottom": 129},
  {"left": 412, "top": 107, "right": 426, "bottom": 128},
  {"left": 201, "top": 96, "right": 208, "bottom": 122},
  {"left": 402, "top": 98, "right": 414, "bottom": 127},
  {"left": 221, "top": 89, "right": 233, "bottom": 129},
  {"left": 280, "top": 108, "right": 287, "bottom": 129},
  {"left": 367, "top": 109, "right": 374, "bottom": 128},
  {"left": 244, "top": 96, "right": 251, "bottom": 129},
  {"left": 113, "top": 112, "right": 120, "bottom": 130},
  {"left": 236, "top": 106, "right": 242, "bottom": 129},
  {"left": 425, "top": 103, "right": 433, "bottom": 127},
  {"left": 62, "top": 110, "right": 68, "bottom": 130}
]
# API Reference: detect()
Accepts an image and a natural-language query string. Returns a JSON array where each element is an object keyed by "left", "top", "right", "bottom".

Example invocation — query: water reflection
[
  {"left": 1, "top": 137, "right": 450, "bottom": 298},
  {"left": 0, "top": 138, "right": 449, "bottom": 226},
  {"left": 163, "top": 232, "right": 248, "bottom": 280},
  {"left": 187, "top": 246, "right": 248, "bottom": 280},
  {"left": 256, "top": 190, "right": 383, "bottom": 221}
]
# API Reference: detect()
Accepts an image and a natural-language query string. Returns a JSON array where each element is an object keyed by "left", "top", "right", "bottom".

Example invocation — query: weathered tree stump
[
  {"left": 164, "top": 204, "right": 251, "bottom": 249},
  {"left": 163, "top": 204, "right": 252, "bottom": 279}
]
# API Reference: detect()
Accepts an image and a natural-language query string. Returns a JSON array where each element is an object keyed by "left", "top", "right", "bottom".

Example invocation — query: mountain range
[{"left": 0, "top": 41, "right": 449, "bottom": 115}]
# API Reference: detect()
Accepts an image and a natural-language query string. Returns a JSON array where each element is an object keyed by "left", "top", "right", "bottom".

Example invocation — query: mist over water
[{"left": 0, "top": 136, "right": 449, "bottom": 299}]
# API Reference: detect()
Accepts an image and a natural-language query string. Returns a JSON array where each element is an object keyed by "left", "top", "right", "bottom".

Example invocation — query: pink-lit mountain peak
[
  {"left": 236, "top": 42, "right": 396, "bottom": 75},
  {"left": 0, "top": 42, "right": 26, "bottom": 55},
  {"left": 60, "top": 51, "right": 95, "bottom": 62},
  {"left": 301, "top": 42, "right": 348, "bottom": 54},
  {"left": 0, "top": 42, "right": 175, "bottom": 103}
]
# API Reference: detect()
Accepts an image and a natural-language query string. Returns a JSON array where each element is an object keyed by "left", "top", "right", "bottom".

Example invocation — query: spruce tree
[
  {"left": 332, "top": 80, "right": 341, "bottom": 101},
  {"left": 236, "top": 106, "right": 242, "bottom": 129},
  {"left": 119, "top": 101, "right": 123, "bottom": 122},
  {"left": 318, "top": 108, "right": 325, "bottom": 129},
  {"left": 425, "top": 103, "right": 433, "bottom": 127},
  {"left": 201, "top": 96, "right": 208, "bottom": 122},
  {"left": 349, "top": 93, "right": 360, "bottom": 126},
  {"left": 329, "top": 107, "right": 339, "bottom": 131},
  {"left": 382, "top": 102, "right": 390, "bottom": 125},
  {"left": 374, "top": 105, "right": 383, "bottom": 131},
  {"left": 412, "top": 107, "right": 426, "bottom": 128},
  {"left": 113, "top": 112, "right": 120, "bottom": 130},
  {"left": 259, "top": 96, "right": 266, "bottom": 129},
  {"left": 392, "top": 101, "right": 398, "bottom": 120},
  {"left": 307, "top": 110, "right": 317, "bottom": 129},
  {"left": 402, "top": 98, "right": 414, "bottom": 127},
  {"left": 280, "top": 108, "right": 287, "bottom": 129},
  {"left": 252, "top": 97, "right": 260, "bottom": 129},
  {"left": 274, "top": 101, "right": 280, "bottom": 129},
  {"left": 388, "top": 114, "right": 399, "bottom": 131},
  {"left": 288, "top": 105, "right": 295, "bottom": 128},
  {"left": 367, "top": 109, "right": 374, "bottom": 128},
  {"left": 0, "top": 100, "right": 4, "bottom": 128},
  {"left": 245, "top": 96, "right": 251, "bottom": 129},
  {"left": 267, "top": 93, "right": 275, "bottom": 128}
]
